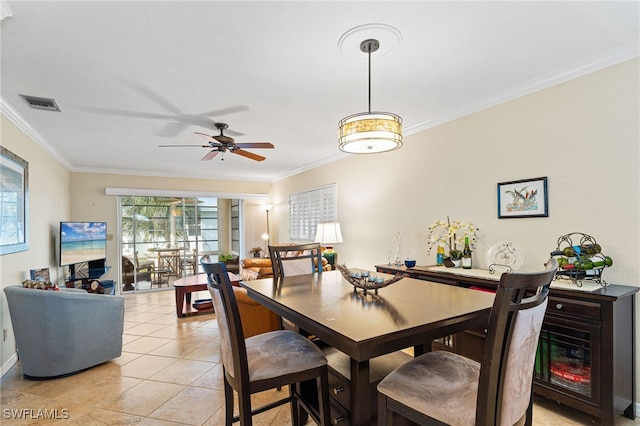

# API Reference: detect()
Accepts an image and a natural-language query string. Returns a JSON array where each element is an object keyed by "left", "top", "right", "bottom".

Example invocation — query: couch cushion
[{"left": 242, "top": 258, "right": 272, "bottom": 268}]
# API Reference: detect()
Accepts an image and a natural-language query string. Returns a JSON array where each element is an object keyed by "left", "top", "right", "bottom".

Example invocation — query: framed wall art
[
  {"left": 0, "top": 146, "right": 29, "bottom": 255},
  {"left": 497, "top": 176, "right": 548, "bottom": 219}
]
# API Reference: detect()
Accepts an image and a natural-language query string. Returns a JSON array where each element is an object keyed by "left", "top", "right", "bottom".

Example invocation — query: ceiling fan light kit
[{"left": 338, "top": 38, "right": 402, "bottom": 154}]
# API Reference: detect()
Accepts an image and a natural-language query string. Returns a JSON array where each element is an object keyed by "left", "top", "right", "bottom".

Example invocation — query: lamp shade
[
  {"left": 338, "top": 112, "right": 402, "bottom": 154},
  {"left": 314, "top": 223, "right": 344, "bottom": 245}
]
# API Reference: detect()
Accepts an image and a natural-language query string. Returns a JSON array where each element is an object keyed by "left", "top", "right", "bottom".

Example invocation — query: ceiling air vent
[{"left": 20, "top": 95, "right": 62, "bottom": 112}]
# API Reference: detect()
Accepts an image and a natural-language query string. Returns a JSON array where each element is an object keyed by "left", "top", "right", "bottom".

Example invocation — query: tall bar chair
[
  {"left": 201, "top": 260, "right": 332, "bottom": 426},
  {"left": 377, "top": 258, "right": 558, "bottom": 426}
]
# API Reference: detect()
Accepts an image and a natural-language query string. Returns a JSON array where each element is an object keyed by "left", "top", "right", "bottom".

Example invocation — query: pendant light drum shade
[
  {"left": 338, "top": 37, "right": 403, "bottom": 154},
  {"left": 338, "top": 111, "right": 402, "bottom": 153}
]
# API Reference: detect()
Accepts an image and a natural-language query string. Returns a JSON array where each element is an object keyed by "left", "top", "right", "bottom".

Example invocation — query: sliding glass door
[{"left": 120, "top": 195, "right": 240, "bottom": 293}]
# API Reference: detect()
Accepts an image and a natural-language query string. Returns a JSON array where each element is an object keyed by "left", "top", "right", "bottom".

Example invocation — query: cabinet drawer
[
  {"left": 546, "top": 296, "right": 601, "bottom": 321},
  {"left": 329, "top": 398, "right": 350, "bottom": 425},
  {"left": 328, "top": 366, "right": 350, "bottom": 411}
]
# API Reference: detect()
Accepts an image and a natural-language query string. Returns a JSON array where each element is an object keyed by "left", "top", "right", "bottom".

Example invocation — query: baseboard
[{"left": 1, "top": 352, "right": 18, "bottom": 378}]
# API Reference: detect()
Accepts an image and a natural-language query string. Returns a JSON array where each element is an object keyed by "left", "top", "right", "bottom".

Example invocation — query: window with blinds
[{"left": 289, "top": 185, "right": 337, "bottom": 240}]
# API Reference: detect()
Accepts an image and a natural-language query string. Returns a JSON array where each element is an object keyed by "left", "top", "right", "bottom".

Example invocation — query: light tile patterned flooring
[{"left": 1, "top": 289, "right": 638, "bottom": 425}]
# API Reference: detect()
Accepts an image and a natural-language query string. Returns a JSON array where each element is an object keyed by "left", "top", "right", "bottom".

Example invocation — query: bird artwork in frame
[{"left": 498, "top": 177, "right": 548, "bottom": 218}]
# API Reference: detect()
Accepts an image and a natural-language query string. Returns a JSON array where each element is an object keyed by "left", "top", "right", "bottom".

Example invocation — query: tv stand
[{"left": 65, "top": 260, "right": 111, "bottom": 293}]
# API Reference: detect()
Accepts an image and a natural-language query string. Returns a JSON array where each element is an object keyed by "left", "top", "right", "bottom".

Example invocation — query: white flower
[{"left": 427, "top": 217, "right": 479, "bottom": 254}]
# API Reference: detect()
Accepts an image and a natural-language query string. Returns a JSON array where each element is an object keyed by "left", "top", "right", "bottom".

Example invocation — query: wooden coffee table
[{"left": 173, "top": 272, "right": 240, "bottom": 317}]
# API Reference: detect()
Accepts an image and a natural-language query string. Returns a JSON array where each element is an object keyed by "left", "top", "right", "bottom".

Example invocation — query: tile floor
[{"left": 1, "top": 289, "right": 638, "bottom": 425}]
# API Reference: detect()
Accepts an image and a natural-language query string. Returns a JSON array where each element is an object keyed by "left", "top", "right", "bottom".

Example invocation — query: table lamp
[{"left": 314, "top": 222, "right": 343, "bottom": 266}]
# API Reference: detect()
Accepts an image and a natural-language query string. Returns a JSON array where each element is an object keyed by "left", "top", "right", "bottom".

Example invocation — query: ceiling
[{"left": 1, "top": 1, "right": 638, "bottom": 182}]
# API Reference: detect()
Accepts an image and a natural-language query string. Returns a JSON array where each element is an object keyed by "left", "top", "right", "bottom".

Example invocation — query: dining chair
[
  {"left": 377, "top": 258, "right": 558, "bottom": 426},
  {"left": 268, "top": 243, "right": 324, "bottom": 278},
  {"left": 201, "top": 260, "right": 332, "bottom": 426},
  {"left": 180, "top": 248, "right": 197, "bottom": 276}
]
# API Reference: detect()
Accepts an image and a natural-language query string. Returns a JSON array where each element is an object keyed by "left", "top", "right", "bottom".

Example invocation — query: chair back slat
[
  {"left": 476, "top": 257, "right": 558, "bottom": 426},
  {"left": 269, "top": 243, "right": 324, "bottom": 278},
  {"left": 201, "top": 260, "right": 250, "bottom": 389}
]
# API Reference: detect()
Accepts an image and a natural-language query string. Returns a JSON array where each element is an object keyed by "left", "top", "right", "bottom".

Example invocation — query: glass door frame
[{"left": 115, "top": 188, "right": 255, "bottom": 294}]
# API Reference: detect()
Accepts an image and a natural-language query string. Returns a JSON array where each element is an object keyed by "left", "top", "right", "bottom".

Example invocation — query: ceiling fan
[{"left": 159, "top": 123, "right": 274, "bottom": 162}]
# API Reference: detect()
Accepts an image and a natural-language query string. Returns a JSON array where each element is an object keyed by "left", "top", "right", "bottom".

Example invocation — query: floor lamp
[{"left": 263, "top": 204, "right": 273, "bottom": 257}]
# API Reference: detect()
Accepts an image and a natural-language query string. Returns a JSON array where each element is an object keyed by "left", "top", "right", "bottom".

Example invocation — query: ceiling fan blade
[
  {"left": 124, "top": 80, "right": 183, "bottom": 114},
  {"left": 234, "top": 142, "right": 275, "bottom": 149},
  {"left": 232, "top": 149, "right": 266, "bottom": 162},
  {"left": 201, "top": 150, "right": 220, "bottom": 161},
  {"left": 223, "top": 128, "right": 244, "bottom": 137},
  {"left": 156, "top": 121, "right": 189, "bottom": 138},
  {"left": 85, "top": 107, "right": 174, "bottom": 119},
  {"left": 158, "top": 144, "right": 210, "bottom": 148},
  {"left": 194, "top": 132, "right": 218, "bottom": 142}
]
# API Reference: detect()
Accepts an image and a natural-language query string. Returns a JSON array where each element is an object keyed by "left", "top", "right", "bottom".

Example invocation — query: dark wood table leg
[
  {"left": 175, "top": 287, "right": 185, "bottom": 317},
  {"left": 350, "top": 358, "right": 371, "bottom": 425}
]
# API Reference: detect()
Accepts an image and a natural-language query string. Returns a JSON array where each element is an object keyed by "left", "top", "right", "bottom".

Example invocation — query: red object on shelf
[{"left": 550, "top": 361, "right": 591, "bottom": 384}]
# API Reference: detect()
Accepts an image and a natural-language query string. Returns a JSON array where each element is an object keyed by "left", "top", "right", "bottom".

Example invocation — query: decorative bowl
[
  {"left": 336, "top": 264, "right": 405, "bottom": 294},
  {"left": 404, "top": 260, "right": 416, "bottom": 268}
]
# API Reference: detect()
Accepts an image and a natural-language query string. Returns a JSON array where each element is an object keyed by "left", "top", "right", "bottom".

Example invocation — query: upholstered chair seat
[
  {"left": 378, "top": 351, "right": 480, "bottom": 425},
  {"left": 243, "top": 330, "right": 327, "bottom": 382}
]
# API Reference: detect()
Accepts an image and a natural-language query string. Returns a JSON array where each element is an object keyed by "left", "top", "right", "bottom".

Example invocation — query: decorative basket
[{"left": 336, "top": 264, "right": 405, "bottom": 294}]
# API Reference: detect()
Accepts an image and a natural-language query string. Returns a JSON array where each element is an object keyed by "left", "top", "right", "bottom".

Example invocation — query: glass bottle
[
  {"left": 436, "top": 244, "right": 445, "bottom": 266},
  {"left": 462, "top": 236, "right": 472, "bottom": 269}
]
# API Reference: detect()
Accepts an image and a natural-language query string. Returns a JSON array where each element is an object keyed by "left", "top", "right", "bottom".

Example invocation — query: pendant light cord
[{"left": 368, "top": 47, "right": 372, "bottom": 114}]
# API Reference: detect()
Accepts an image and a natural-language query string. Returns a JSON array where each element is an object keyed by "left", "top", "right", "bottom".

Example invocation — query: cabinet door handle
[
  {"left": 556, "top": 303, "right": 563, "bottom": 310},
  {"left": 333, "top": 386, "right": 344, "bottom": 395},
  {"left": 333, "top": 416, "right": 345, "bottom": 424}
]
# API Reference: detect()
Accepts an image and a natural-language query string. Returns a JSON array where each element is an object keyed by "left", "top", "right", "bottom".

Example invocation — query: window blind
[{"left": 289, "top": 185, "right": 336, "bottom": 240}]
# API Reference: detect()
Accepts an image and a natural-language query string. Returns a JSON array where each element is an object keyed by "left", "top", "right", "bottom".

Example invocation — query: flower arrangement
[{"left": 427, "top": 216, "right": 480, "bottom": 259}]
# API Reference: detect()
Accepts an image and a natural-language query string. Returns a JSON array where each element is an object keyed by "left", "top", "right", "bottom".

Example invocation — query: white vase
[{"left": 452, "top": 259, "right": 462, "bottom": 268}]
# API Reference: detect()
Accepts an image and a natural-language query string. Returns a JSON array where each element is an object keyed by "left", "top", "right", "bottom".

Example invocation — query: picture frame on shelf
[
  {"left": 0, "top": 146, "right": 29, "bottom": 255},
  {"left": 497, "top": 176, "right": 548, "bottom": 219},
  {"left": 30, "top": 268, "right": 50, "bottom": 281}
]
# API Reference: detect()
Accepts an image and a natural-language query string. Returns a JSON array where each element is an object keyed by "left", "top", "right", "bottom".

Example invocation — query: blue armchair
[{"left": 3, "top": 285, "right": 125, "bottom": 379}]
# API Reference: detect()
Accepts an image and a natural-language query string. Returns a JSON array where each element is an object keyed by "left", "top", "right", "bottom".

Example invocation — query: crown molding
[
  {"left": 71, "top": 164, "right": 274, "bottom": 183},
  {"left": 0, "top": 96, "right": 73, "bottom": 170},
  {"left": 405, "top": 41, "right": 640, "bottom": 135}
]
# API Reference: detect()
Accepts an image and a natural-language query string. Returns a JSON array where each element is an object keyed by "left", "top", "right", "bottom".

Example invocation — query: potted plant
[
  {"left": 427, "top": 216, "right": 479, "bottom": 268},
  {"left": 446, "top": 249, "right": 463, "bottom": 268},
  {"left": 249, "top": 247, "right": 263, "bottom": 258}
]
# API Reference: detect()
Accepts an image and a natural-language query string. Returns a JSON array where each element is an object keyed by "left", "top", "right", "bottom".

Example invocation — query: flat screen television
[{"left": 59, "top": 221, "right": 107, "bottom": 267}]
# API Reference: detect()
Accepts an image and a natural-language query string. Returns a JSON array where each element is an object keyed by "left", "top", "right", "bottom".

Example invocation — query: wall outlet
[{"left": 2, "top": 328, "right": 7, "bottom": 342}]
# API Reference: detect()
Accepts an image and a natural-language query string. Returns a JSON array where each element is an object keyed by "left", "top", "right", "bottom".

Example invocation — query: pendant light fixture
[{"left": 338, "top": 39, "right": 402, "bottom": 154}]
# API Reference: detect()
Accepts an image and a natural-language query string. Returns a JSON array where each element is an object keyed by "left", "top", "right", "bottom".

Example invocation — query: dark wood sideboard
[{"left": 375, "top": 264, "right": 638, "bottom": 425}]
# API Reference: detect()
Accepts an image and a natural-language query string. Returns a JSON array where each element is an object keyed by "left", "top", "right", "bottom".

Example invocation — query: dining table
[
  {"left": 241, "top": 269, "right": 496, "bottom": 425},
  {"left": 148, "top": 246, "right": 185, "bottom": 279}
]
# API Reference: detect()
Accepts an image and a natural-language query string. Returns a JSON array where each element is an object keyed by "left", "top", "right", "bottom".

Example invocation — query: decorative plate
[{"left": 484, "top": 240, "right": 525, "bottom": 272}]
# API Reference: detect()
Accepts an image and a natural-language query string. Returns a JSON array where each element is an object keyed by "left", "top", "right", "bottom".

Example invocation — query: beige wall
[
  {"left": 0, "top": 115, "right": 71, "bottom": 372},
  {"left": 271, "top": 57, "right": 639, "bottom": 394}
]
